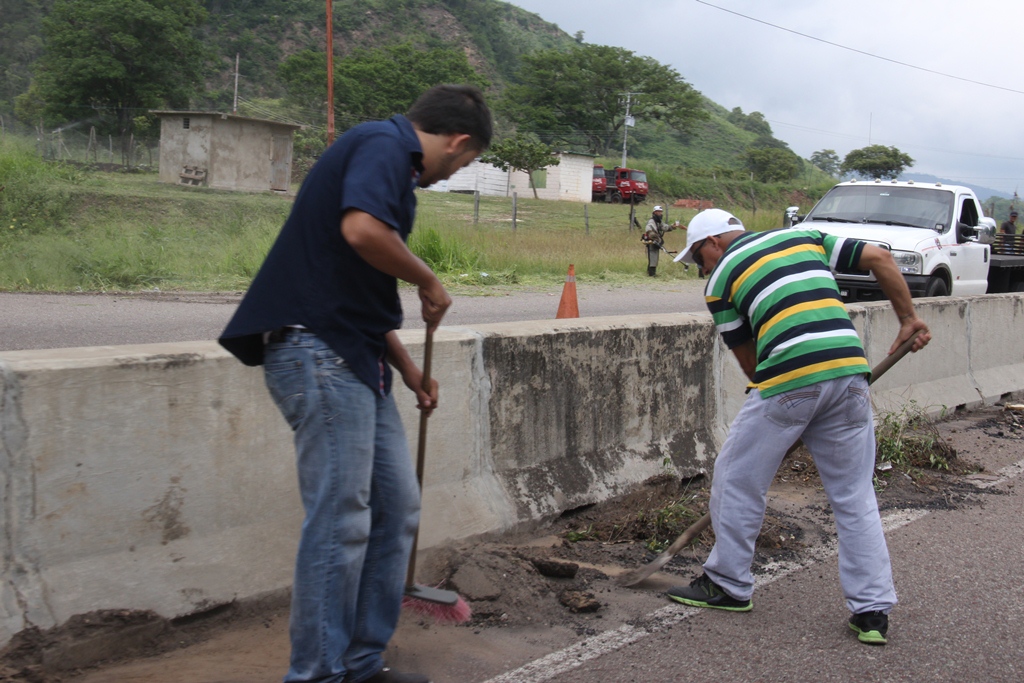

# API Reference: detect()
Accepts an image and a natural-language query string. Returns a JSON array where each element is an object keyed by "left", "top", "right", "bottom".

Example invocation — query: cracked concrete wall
[
  {"left": 469, "top": 315, "right": 720, "bottom": 523},
  {"left": 1, "top": 300, "right": 1022, "bottom": 647}
]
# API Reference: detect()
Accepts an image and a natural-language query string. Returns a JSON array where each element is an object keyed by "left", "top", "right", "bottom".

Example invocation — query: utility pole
[
  {"left": 326, "top": 1, "right": 335, "bottom": 145},
  {"left": 620, "top": 91, "right": 641, "bottom": 168},
  {"left": 232, "top": 53, "right": 240, "bottom": 114}
]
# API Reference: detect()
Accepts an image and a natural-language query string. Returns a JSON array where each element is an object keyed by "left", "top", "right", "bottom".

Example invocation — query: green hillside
[
  {"left": 0, "top": 0, "right": 834, "bottom": 194},
  {"left": 193, "top": 0, "right": 579, "bottom": 106}
]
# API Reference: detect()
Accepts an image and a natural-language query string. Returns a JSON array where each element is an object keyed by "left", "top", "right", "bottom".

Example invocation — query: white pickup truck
[{"left": 791, "top": 179, "right": 1024, "bottom": 301}]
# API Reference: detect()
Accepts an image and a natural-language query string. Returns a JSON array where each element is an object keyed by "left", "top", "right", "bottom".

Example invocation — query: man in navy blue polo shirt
[{"left": 219, "top": 85, "right": 491, "bottom": 683}]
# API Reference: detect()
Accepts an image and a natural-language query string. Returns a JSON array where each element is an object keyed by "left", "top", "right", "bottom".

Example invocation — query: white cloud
[{"left": 506, "top": 0, "right": 1024, "bottom": 194}]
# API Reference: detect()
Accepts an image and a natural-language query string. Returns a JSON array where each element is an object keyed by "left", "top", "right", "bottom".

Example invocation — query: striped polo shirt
[{"left": 705, "top": 228, "right": 871, "bottom": 397}]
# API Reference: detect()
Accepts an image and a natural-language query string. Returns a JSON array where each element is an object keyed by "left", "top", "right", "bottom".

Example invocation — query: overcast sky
[{"left": 506, "top": 0, "right": 1024, "bottom": 196}]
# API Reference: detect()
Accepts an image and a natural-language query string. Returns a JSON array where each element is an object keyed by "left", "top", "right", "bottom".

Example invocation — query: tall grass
[
  {"left": 0, "top": 138, "right": 820, "bottom": 292},
  {"left": 0, "top": 136, "right": 84, "bottom": 234},
  {"left": 412, "top": 191, "right": 793, "bottom": 287},
  {"left": 0, "top": 148, "right": 288, "bottom": 291},
  {"left": 413, "top": 194, "right": 664, "bottom": 286}
]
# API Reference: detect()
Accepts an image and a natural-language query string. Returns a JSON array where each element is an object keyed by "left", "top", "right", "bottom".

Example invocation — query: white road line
[
  {"left": 478, "top": 504, "right": 976, "bottom": 683},
  {"left": 972, "top": 457, "right": 1024, "bottom": 489}
]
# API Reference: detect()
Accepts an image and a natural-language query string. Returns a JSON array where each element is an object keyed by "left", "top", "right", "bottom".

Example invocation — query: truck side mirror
[
  {"left": 956, "top": 222, "right": 977, "bottom": 243},
  {"left": 976, "top": 218, "right": 996, "bottom": 245},
  {"left": 784, "top": 206, "right": 801, "bottom": 228}
]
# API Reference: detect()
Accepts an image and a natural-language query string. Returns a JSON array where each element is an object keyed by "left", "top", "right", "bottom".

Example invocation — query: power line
[
  {"left": 234, "top": 97, "right": 309, "bottom": 127},
  {"left": 695, "top": 0, "right": 1024, "bottom": 96}
]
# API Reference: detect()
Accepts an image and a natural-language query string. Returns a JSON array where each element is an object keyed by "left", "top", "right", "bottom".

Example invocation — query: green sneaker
[
  {"left": 849, "top": 610, "right": 888, "bottom": 645},
  {"left": 666, "top": 573, "right": 752, "bottom": 612}
]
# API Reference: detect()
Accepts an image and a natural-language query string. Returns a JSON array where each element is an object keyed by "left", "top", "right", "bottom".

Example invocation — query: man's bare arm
[
  {"left": 341, "top": 209, "right": 451, "bottom": 330},
  {"left": 856, "top": 244, "right": 931, "bottom": 353},
  {"left": 385, "top": 330, "right": 438, "bottom": 415}
]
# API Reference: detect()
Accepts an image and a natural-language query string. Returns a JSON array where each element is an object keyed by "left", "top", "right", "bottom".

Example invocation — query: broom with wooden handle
[
  {"left": 401, "top": 327, "right": 472, "bottom": 623},
  {"left": 616, "top": 330, "right": 923, "bottom": 587}
]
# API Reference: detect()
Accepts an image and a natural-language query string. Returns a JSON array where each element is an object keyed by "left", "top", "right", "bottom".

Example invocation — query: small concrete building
[
  {"left": 153, "top": 111, "right": 301, "bottom": 193},
  {"left": 440, "top": 152, "right": 595, "bottom": 202}
]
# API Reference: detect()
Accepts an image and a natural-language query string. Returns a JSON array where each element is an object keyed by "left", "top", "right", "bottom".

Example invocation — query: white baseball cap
[
  {"left": 674, "top": 209, "right": 745, "bottom": 263},
  {"left": 652, "top": 205, "right": 663, "bottom": 212}
]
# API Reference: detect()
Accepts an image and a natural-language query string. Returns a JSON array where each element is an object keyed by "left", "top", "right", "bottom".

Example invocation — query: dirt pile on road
[
  {"left": 3, "top": 404, "right": 1021, "bottom": 683},
  {"left": 416, "top": 405, "right": 1012, "bottom": 633}
]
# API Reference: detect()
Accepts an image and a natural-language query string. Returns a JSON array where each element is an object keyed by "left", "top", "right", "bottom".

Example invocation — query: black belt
[{"left": 267, "top": 326, "right": 308, "bottom": 343}]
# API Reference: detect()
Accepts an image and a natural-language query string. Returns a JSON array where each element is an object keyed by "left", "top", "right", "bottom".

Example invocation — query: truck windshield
[
  {"left": 629, "top": 171, "right": 647, "bottom": 182},
  {"left": 805, "top": 185, "right": 953, "bottom": 231},
  {"left": 593, "top": 167, "right": 604, "bottom": 178}
]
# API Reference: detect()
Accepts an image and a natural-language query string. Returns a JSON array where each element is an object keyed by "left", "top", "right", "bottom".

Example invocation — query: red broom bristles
[{"left": 402, "top": 593, "right": 472, "bottom": 624}]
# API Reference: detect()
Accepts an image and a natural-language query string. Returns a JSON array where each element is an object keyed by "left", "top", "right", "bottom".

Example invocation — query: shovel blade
[{"left": 616, "top": 551, "right": 673, "bottom": 587}]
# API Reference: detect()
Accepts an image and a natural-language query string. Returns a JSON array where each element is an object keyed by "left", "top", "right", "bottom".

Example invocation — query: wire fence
[{"left": 1, "top": 112, "right": 159, "bottom": 170}]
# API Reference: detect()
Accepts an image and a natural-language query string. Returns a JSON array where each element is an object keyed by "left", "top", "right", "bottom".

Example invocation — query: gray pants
[
  {"left": 647, "top": 244, "right": 660, "bottom": 268},
  {"left": 704, "top": 374, "right": 896, "bottom": 614}
]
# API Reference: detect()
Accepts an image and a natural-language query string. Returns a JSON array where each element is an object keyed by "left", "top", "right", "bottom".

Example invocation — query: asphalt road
[
  {"left": 525, "top": 480, "right": 1024, "bottom": 683},
  {"left": 0, "top": 281, "right": 709, "bottom": 352}
]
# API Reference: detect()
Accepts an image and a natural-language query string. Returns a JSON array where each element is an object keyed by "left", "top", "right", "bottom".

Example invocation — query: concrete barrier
[
  {"left": 961, "top": 294, "right": 1024, "bottom": 403},
  {"left": 0, "top": 344, "right": 301, "bottom": 649},
  {"left": 2, "top": 296, "right": 1022, "bottom": 648},
  {"left": 852, "top": 295, "right": 1024, "bottom": 415}
]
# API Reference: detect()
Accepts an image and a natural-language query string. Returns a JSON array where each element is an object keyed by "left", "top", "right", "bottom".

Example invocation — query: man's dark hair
[{"left": 407, "top": 84, "right": 493, "bottom": 151}]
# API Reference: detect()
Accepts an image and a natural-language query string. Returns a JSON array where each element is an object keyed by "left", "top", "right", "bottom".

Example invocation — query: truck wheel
[
  {"left": 610, "top": 192, "right": 622, "bottom": 204},
  {"left": 924, "top": 276, "right": 949, "bottom": 297}
]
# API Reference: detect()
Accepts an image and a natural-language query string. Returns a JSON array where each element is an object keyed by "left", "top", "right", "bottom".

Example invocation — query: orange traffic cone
[{"left": 556, "top": 264, "right": 580, "bottom": 319}]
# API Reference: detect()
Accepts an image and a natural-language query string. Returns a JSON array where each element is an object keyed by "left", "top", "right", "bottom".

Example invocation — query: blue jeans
[{"left": 264, "top": 330, "right": 421, "bottom": 683}]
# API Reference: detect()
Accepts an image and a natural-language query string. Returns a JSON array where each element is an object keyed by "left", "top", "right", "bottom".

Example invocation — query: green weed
[
  {"left": 408, "top": 225, "right": 480, "bottom": 274},
  {"left": 875, "top": 400, "right": 952, "bottom": 472},
  {"left": 565, "top": 525, "right": 597, "bottom": 543},
  {"left": 635, "top": 494, "right": 705, "bottom": 552}
]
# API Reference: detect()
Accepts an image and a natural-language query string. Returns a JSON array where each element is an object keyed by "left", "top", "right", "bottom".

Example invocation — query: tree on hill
[
  {"left": 810, "top": 149, "right": 840, "bottom": 177},
  {"left": 750, "top": 134, "right": 791, "bottom": 151},
  {"left": 841, "top": 145, "right": 914, "bottom": 180},
  {"left": 746, "top": 146, "right": 801, "bottom": 183},
  {"left": 279, "top": 42, "right": 488, "bottom": 129},
  {"left": 500, "top": 44, "right": 707, "bottom": 154},
  {"left": 276, "top": 49, "right": 329, "bottom": 116},
  {"left": 32, "top": 0, "right": 209, "bottom": 153},
  {"left": 480, "top": 132, "right": 559, "bottom": 199},
  {"left": 727, "top": 107, "right": 772, "bottom": 137},
  {"left": 0, "top": 0, "right": 46, "bottom": 112}
]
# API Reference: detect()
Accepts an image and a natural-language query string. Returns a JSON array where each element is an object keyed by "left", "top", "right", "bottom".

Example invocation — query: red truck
[{"left": 592, "top": 164, "right": 649, "bottom": 203}]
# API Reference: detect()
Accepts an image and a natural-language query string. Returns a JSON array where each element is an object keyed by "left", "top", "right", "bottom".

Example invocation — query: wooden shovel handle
[
  {"left": 870, "top": 330, "right": 923, "bottom": 384},
  {"left": 407, "top": 328, "right": 433, "bottom": 588}
]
